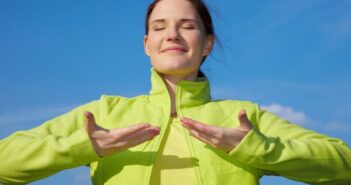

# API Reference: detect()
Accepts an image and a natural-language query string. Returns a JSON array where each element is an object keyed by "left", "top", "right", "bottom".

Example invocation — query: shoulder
[
  {"left": 206, "top": 99, "right": 261, "bottom": 123},
  {"left": 98, "top": 94, "right": 150, "bottom": 112},
  {"left": 100, "top": 94, "right": 149, "bottom": 104},
  {"left": 209, "top": 98, "right": 259, "bottom": 110}
]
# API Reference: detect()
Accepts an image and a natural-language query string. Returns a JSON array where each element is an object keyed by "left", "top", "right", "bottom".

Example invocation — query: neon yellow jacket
[{"left": 1, "top": 69, "right": 351, "bottom": 185}]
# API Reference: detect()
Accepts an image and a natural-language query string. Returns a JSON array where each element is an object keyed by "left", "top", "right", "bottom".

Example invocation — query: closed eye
[
  {"left": 153, "top": 27, "right": 165, "bottom": 31},
  {"left": 181, "top": 22, "right": 197, "bottom": 30},
  {"left": 182, "top": 25, "right": 195, "bottom": 29}
]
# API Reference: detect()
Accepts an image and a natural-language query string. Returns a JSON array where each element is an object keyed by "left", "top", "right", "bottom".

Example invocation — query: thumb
[
  {"left": 237, "top": 110, "right": 252, "bottom": 131},
  {"left": 84, "top": 111, "right": 97, "bottom": 133}
]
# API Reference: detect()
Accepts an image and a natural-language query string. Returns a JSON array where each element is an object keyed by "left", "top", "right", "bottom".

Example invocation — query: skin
[
  {"left": 144, "top": 0, "right": 213, "bottom": 77},
  {"left": 181, "top": 110, "right": 252, "bottom": 153},
  {"left": 144, "top": 0, "right": 214, "bottom": 115},
  {"left": 84, "top": 112, "right": 160, "bottom": 157},
  {"left": 85, "top": 0, "right": 252, "bottom": 157}
]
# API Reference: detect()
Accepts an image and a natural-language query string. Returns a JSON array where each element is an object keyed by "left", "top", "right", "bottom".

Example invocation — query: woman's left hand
[{"left": 181, "top": 110, "right": 253, "bottom": 153}]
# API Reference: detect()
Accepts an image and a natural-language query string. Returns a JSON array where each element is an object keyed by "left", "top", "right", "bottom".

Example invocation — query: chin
[
  {"left": 154, "top": 65, "right": 198, "bottom": 76},
  {"left": 151, "top": 57, "right": 200, "bottom": 76}
]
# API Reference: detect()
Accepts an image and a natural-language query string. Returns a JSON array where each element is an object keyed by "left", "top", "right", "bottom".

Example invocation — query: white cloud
[
  {"left": 261, "top": 103, "right": 351, "bottom": 136},
  {"left": 261, "top": 103, "right": 312, "bottom": 126}
]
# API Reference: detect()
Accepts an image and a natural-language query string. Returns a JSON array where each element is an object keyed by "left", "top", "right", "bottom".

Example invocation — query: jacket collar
[{"left": 149, "top": 68, "right": 211, "bottom": 110}]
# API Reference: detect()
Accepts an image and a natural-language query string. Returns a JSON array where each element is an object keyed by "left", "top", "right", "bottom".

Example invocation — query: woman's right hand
[{"left": 83, "top": 111, "right": 160, "bottom": 157}]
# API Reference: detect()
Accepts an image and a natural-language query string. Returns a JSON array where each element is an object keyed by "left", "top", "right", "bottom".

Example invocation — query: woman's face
[{"left": 144, "top": 0, "right": 213, "bottom": 77}]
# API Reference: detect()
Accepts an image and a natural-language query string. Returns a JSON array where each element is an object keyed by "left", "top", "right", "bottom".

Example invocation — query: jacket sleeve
[
  {"left": 0, "top": 98, "right": 104, "bottom": 184},
  {"left": 229, "top": 104, "right": 351, "bottom": 184}
]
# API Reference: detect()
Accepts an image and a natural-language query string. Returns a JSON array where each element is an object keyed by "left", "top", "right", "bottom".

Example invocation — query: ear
[
  {"left": 202, "top": 34, "right": 214, "bottom": 56},
  {"left": 144, "top": 35, "right": 151, "bottom": 56}
]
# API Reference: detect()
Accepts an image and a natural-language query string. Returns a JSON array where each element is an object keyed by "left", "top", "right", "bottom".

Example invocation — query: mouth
[{"left": 161, "top": 46, "right": 187, "bottom": 53}]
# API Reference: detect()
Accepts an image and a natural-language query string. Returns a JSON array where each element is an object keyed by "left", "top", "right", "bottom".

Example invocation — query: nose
[{"left": 166, "top": 27, "right": 180, "bottom": 41}]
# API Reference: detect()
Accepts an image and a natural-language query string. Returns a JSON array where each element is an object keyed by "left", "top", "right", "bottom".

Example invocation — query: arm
[
  {"left": 0, "top": 96, "right": 160, "bottom": 185},
  {"left": 230, "top": 104, "right": 351, "bottom": 184},
  {"left": 0, "top": 100, "right": 101, "bottom": 184}
]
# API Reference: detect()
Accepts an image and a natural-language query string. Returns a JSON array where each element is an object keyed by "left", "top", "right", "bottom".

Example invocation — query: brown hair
[
  {"left": 145, "top": 0, "right": 214, "bottom": 36},
  {"left": 145, "top": 0, "right": 215, "bottom": 67}
]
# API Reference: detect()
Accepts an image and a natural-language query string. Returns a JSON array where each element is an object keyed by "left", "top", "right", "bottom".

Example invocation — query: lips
[{"left": 162, "top": 46, "right": 187, "bottom": 53}]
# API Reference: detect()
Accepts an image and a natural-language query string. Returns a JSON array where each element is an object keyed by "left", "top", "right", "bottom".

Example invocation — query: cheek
[
  {"left": 147, "top": 34, "right": 162, "bottom": 52},
  {"left": 187, "top": 32, "right": 205, "bottom": 50}
]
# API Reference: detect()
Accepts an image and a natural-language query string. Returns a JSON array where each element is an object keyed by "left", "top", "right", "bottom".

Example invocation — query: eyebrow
[{"left": 150, "top": 18, "right": 199, "bottom": 25}]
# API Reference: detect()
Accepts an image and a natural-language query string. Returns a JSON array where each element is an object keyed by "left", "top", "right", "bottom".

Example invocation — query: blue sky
[{"left": 0, "top": 0, "right": 350, "bottom": 185}]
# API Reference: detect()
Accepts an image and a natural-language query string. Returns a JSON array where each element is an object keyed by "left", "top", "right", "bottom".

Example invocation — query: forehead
[{"left": 149, "top": 0, "right": 200, "bottom": 22}]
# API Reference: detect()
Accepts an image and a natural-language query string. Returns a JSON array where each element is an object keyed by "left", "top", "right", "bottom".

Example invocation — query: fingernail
[
  {"left": 181, "top": 118, "right": 189, "bottom": 123},
  {"left": 151, "top": 128, "right": 160, "bottom": 134},
  {"left": 142, "top": 123, "right": 151, "bottom": 128}
]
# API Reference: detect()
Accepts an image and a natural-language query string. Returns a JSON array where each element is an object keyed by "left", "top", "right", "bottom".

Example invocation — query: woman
[{"left": 1, "top": 0, "right": 350, "bottom": 184}]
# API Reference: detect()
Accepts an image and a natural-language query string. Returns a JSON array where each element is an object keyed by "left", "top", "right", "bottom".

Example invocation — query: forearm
[
  {"left": 230, "top": 105, "right": 351, "bottom": 184},
  {"left": 0, "top": 99, "right": 103, "bottom": 184},
  {"left": 0, "top": 128, "right": 99, "bottom": 184},
  {"left": 230, "top": 128, "right": 351, "bottom": 183}
]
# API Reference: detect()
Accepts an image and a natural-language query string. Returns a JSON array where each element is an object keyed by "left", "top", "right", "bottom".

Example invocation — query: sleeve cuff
[
  {"left": 228, "top": 128, "right": 266, "bottom": 163},
  {"left": 68, "top": 128, "right": 101, "bottom": 165}
]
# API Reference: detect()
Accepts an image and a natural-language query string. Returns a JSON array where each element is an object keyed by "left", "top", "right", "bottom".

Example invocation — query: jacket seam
[
  {"left": 177, "top": 86, "right": 204, "bottom": 185},
  {"left": 144, "top": 99, "right": 171, "bottom": 185}
]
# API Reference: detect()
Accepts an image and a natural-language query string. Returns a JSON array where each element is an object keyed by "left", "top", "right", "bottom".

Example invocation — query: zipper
[
  {"left": 144, "top": 94, "right": 172, "bottom": 185},
  {"left": 176, "top": 84, "right": 204, "bottom": 185}
]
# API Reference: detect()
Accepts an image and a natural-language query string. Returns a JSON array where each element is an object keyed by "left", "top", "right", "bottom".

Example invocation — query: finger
[
  {"left": 124, "top": 126, "right": 160, "bottom": 140},
  {"left": 187, "top": 128, "right": 219, "bottom": 148},
  {"left": 126, "top": 127, "right": 160, "bottom": 147},
  {"left": 114, "top": 123, "right": 152, "bottom": 136},
  {"left": 181, "top": 118, "right": 214, "bottom": 135},
  {"left": 184, "top": 125, "right": 214, "bottom": 143},
  {"left": 237, "top": 110, "right": 252, "bottom": 131},
  {"left": 84, "top": 111, "right": 97, "bottom": 132}
]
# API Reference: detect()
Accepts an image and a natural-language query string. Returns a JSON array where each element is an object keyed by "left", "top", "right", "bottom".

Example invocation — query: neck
[{"left": 160, "top": 71, "right": 199, "bottom": 116}]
